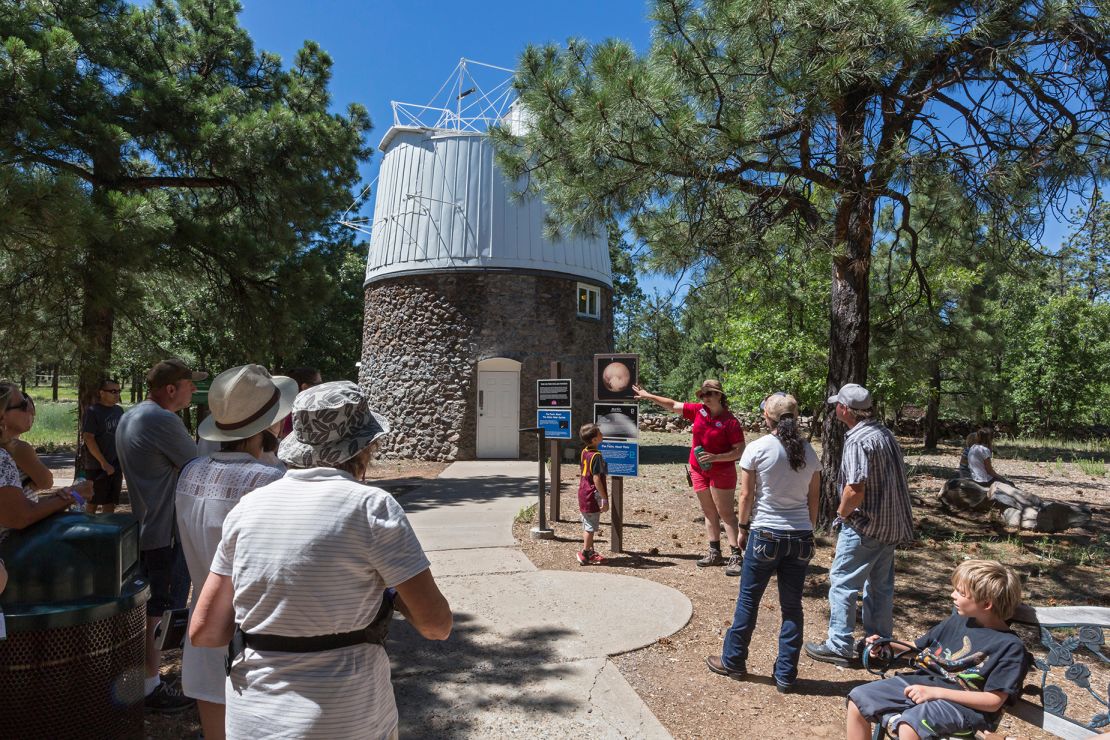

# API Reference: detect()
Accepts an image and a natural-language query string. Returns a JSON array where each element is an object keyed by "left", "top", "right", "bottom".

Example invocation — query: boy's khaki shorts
[{"left": 580, "top": 512, "right": 601, "bottom": 532}]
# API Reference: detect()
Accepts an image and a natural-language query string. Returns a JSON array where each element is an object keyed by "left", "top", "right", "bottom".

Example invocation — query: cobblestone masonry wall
[{"left": 361, "top": 272, "right": 613, "bottom": 461}]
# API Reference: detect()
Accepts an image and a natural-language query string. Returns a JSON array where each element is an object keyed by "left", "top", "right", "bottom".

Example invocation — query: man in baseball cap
[
  {"left": 805, "top": 382, "right": 914, "bottom": 667},
  {"left": 827, "top": 383, "right": 872, "bottom": 409},
  {"left": 116, "top": 358, "right": 207, "bottom": 713}
]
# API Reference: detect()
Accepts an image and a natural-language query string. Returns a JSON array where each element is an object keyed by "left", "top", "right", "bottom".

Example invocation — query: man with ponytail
[{"left": 706, "top": 392, "right": 820, "bottom": 693}]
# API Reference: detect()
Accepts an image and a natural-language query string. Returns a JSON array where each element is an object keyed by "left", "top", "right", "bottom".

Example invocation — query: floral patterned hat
[{"left": 277, "top": 381, "right": 391, "bottom": 468}]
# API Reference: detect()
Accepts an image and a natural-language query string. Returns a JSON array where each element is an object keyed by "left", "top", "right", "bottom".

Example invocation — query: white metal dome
[
  {"left": 365, "top": 128, "right": 611, "bottom": 287},
  {"left": 358, "top": 60, "right": 612, "bottom": 288}
]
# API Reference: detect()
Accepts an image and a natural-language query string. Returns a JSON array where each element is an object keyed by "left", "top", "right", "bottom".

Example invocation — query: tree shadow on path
[{"left": 390, "top": 612, "right": 579, "bottom": 738}]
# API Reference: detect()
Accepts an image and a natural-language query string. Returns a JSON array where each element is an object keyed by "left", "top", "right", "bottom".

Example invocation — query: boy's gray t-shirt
[{"left": 116, "top": 400, "right": 197, "bottom": 550}]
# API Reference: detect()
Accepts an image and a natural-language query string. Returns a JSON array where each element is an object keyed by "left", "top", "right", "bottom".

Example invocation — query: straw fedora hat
[
  {"left": 198, "top": 364, "right": 298, "bottom": 442},
  {"left": 277, "top": 381, "right": 391, "bottom": 468}
]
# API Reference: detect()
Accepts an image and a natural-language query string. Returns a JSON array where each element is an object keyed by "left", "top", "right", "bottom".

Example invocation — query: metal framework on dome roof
[
  {"left": 340, "top": 59, "right": 516, "bottom": 236},
  {"left": 392, "top": 58, "right": 516, "bottom": 133}
]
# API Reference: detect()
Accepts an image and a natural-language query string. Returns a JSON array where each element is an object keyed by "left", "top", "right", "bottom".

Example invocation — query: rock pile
[{"left": 939, "top": 478, "right": 1092, "bottom": 532}]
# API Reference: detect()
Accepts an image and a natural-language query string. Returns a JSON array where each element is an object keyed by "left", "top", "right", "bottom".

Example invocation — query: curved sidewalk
[{"left": 389, "top": 461, "right": 691, "bottom": 738}]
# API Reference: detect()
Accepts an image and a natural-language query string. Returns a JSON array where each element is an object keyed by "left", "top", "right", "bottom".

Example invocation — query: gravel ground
[{"left": 514, "top": 431, "right": 1108, "bottom": 740}]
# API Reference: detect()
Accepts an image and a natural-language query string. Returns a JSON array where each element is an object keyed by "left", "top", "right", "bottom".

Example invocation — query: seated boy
[{"left": 846, "top": 559, "right": 1028, "bottom": 740}]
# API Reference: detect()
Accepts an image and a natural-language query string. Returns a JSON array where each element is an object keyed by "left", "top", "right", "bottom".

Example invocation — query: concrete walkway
[{"left": 388, "top": 461, "right": 691, "bottom": 739}]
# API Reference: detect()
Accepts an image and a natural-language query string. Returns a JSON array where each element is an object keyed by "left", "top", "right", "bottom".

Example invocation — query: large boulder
[
  {"left": 940, "top": 478, "right": 991, "bottom": 512},
  {"left": 938, "top": 478, "right": 1092, "bottom": 533}
]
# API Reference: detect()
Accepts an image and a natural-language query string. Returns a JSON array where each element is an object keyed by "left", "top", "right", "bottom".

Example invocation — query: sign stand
[
  {"left": 520, "top": 426, "right": 553, "bottom": 539},
  {"left": 549, "top": 361, "right": 561, "bottom": 522},
  {"left": 610, "top": 477, "right": 624, "bottom": 553}
]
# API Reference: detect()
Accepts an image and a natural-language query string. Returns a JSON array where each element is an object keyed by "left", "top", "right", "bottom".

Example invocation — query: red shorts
[{"left": 690, "top": 461, "right": 737, "bottom": 491}]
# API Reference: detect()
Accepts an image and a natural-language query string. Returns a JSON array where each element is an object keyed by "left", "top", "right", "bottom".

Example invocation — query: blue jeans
[
  {"left": 825, "top": 524, "right": 895, "bottom": 656},
  {"left": 720, "top": 528, "right": 814, "bottom": 686}
]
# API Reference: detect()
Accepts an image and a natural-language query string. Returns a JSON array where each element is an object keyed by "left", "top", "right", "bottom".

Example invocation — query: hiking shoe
[
  {"left": 705, "top": 655, "right": 746, "bottom": 680},
  {"left": 587, "top": 550, "right": 605, "bottom": 565},
  {"left": 804, "top": 641, "right": 855, "bottom": 667},
  {"left": 724, "top": 553, "right": 742, "bottom": 576},
  {"left": 576, "top": 550, "right": 589, "bottom": 566},
  {"left": 696, "top": 548, "right": 723, "bottom": 567},
  {"left": 145, "top": 681, "right": 195, "bottom": 714}
]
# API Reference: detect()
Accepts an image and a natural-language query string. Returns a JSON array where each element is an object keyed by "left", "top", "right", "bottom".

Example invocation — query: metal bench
[{"left": 999, "top": 604, "right": 1110, "bottom": 739}]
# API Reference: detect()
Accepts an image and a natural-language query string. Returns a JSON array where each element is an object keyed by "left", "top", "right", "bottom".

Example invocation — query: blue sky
[
  {"left": 238, "top": 0, "right": 653, "bottom": 218},
  {"left": 238, "top": 0, "right": 1082, "bottom": 287}
]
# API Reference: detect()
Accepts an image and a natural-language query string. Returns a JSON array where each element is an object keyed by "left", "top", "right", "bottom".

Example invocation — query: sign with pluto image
[{"left": 594, "top": 354, "right": 638, "bottom": 401}]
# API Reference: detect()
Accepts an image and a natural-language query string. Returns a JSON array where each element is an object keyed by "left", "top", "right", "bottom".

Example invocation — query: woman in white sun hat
[
  {"left": 190, "top": 380, "right": 452, "bottom": 740},
  {"left": 175, "top": 364, "right": 298, "bottom": 740}
]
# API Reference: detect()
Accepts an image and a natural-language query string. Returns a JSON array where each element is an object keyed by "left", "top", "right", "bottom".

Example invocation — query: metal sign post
[
  {"left": 538, "top": 361, "right": 570, "bottom": 522},
  {"left": 519, "top": 427, "right": 553, "bottom": 539}
]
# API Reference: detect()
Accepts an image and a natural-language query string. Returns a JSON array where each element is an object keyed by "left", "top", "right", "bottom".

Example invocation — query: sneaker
[
  {"left": 724, "top": 553, "right": 742, "bottom": 576},
  {"left": 145, "top": 681, "right": 195, "bottom": 714},
  {"left": 587, "top": 550, "right": 604, "bottom": 565},
  {"left": 775, "top": 682, "right": 794, "bottom": 694},
  {"left": 803, "top": 641, "right": 855, "bottom": 667},
  {"left": 576, "top": 550, "right": 589, "bottom": 566},
  {"left": 885, "top": 713, "right": 904, "bottom": 735},
  {"left": 704, "top": 655, "right": 746, "bottom": 680},
  {"left": 696, "top": 548, "right": 723, "bottom": 567}
]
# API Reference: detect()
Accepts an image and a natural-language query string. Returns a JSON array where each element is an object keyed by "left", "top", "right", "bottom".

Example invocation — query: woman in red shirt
[{"left": 633, "top": 379, "right": 746, "bottom": 574}]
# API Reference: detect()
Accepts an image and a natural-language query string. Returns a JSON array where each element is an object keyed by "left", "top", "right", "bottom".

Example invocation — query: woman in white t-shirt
[
  {"left": 175, "top": 365, "right": 296, "bottom": 739},
  {"left": 190, "top": 381, "right": 452, "bottom": 740},
  {"left": 966, "top": 427, "right": 1009, "bottom": 487},
  {"left": 705, "top": 392, "right": 820, "bottom": 693}
]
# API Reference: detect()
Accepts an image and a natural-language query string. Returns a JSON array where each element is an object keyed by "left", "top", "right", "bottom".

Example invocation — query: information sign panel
[
  {"left": 536, "top": 409, "right": 572, "bottom": 440},
  {"left": 537, "top": 379, "right": 572, "bottom": 408},
  {"left": 593, "top": 403, "right": 639, "bottom": 440},
  {"left": 598, "top": 440, "right": 639, "bottom": 477}
]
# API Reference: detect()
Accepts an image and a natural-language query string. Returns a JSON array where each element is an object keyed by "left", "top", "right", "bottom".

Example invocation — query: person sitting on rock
[{"left": 966, "top": 428, "right": 1011, "bottom": 488}]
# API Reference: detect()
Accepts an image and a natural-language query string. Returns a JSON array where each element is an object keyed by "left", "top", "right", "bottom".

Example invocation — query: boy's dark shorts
[
  {"left": 87, "top": 468, "right": 123, "bottom": 505},
  {"left": 140, "top": 546, "right": 176, "bottom": 617},
  {"left": 848, "top": 676, "right": 991, "bottom": 739}
]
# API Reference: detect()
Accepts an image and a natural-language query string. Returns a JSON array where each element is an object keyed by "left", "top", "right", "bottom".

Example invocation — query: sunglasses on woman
[{"left": 6, "top": 398, "right": 31, "bottom": 412}]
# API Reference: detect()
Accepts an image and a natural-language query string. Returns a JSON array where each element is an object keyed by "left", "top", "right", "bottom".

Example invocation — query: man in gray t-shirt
[{"left": 115, "top": 358, "right": 205, "bottom": 713}]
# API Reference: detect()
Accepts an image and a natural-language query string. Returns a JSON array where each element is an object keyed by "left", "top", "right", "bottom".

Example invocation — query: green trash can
[{"left": 0, "top": 511, "right": 149, "bottom": 738}]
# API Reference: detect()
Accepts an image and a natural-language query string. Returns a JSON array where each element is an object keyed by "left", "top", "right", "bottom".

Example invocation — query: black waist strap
[
  {"left": 226, "top": 591, "right": 394, "bottom": 675},
  {"left": 242, "top": 625, "right": 379, "bottom": 653}
]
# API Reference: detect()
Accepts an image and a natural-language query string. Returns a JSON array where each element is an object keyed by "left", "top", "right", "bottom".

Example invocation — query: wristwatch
[{"left": 738, "top": 522, "right": 750, "bottom": 531}]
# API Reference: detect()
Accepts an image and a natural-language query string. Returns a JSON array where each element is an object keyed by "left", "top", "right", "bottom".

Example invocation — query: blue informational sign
[
  {"left": 598, "top": 440, "right": 639, "bottom": 477},
  {"left": 536, "top": 409, "right": 573, "bottom": 440}
]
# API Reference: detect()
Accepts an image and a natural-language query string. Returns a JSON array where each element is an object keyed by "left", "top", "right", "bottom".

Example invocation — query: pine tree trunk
[
  {"left": 819, "top": 193, "right": 874, "bottom": 528},
  {"left": 924, "top": 362, "right": 941, "bottom": 450},
  {"left": 51, "top": 364, "right": 59, "bottom": 402},
  {"left": 77, "top": 160, "right": 120, "bottom": 431}
]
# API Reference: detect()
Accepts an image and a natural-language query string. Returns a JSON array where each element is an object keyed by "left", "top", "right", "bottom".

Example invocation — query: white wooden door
[{"left": 477, "top": 370, "right": 519, "bottom": 458}]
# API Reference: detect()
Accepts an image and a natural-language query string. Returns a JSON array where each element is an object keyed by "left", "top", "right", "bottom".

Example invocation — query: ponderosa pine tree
[
  {"left": 0, "top": 0, "right": 371, "bottom": 412},
  {"left": 495, "top": 0, "right": 1107, "bottom": 521}
]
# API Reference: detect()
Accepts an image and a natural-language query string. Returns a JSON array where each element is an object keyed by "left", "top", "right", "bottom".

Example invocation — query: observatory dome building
[{"left": 357, "top": 61, "right": 613, "bottom": 460}]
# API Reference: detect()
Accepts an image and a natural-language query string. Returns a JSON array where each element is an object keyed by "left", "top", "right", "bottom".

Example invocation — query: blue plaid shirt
[{"left": 840, "top": 420, "right": 915, "bottom": 545}]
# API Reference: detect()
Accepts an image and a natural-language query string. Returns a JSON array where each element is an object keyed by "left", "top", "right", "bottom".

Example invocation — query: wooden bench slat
[{"left": 1011, "top": 604, "right": 1110, "bottom": 628}]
